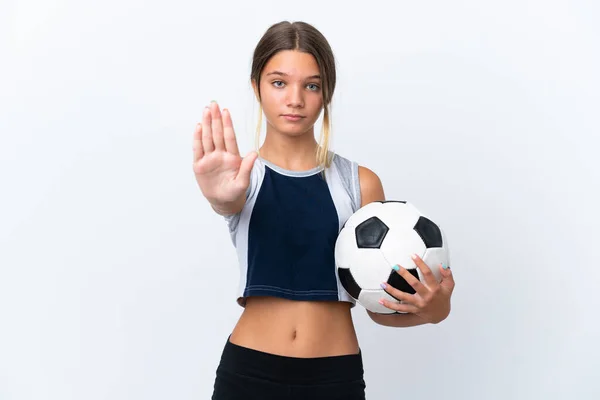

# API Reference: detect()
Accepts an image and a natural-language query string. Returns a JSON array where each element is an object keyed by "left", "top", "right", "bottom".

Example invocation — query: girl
[{"left": 192, "top": 20, "right": 455, "bottom": 400}]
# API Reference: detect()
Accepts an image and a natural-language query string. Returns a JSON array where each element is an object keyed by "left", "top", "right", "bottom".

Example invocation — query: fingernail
[
  {"left": 378, "top": 299, "right": 385, "bottom": 305},
  {"left": 380, "top": 282, "right": 387, "bottom": 289},
  {"left": 442, "top": 263, "right": 449, "bottom": 270},
  {"left": 211, "top": 100, "right": 217, "bottom": 103},
  {"left": 392, "top": 265, "right": 399, "bottom": 272},
  {"left": 411, "top": 254, "right": 417, "bottom": 260}
]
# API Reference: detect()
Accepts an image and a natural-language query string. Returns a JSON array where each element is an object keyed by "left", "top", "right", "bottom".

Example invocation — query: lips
[{"left": 282, "top": 114, "right": 305, "bottom": 122}]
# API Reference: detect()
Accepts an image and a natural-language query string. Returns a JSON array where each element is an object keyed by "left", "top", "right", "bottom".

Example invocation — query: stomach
[{"left": 229, "top": 296, "right": 360, "bottom": 358}]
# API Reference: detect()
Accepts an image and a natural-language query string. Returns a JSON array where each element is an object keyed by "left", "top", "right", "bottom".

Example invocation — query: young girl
[{"left": 192, "top": 20, "right": 455, "bottom": 399}]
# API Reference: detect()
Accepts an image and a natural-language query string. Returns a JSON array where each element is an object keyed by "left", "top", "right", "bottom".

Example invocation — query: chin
[
  {"left": 269, "top": 120, "right": 314, "bottom": 137},
  {"left": 280, "top": 125, "right": 313, "bottom": 137}
]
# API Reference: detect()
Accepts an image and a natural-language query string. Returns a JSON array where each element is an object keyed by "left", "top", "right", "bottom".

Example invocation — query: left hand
[{"left": 379, "top": 254, "right": 455, "bottom": 324}]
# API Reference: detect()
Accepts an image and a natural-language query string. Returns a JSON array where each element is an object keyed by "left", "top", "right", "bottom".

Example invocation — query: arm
[{"left": 357, "top": 166, "right": 447, "bottom": 328}]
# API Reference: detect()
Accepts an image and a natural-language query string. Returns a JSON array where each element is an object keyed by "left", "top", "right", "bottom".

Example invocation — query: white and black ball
[{"left": 335, "top": 201, "right": 451, "bottom": 314}]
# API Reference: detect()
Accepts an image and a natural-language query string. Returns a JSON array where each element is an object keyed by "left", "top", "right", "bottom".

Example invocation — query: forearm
[
  {"left": 368, "top": 307, "right": 450, "bottom": 327},
  {"left": 369, "top": 312, "right": 429, "bottom": 328}
]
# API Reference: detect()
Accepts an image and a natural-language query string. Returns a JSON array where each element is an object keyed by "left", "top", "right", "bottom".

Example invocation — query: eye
[
  {"left": 272, "top": 80, "right": 285, "bottom": 88},
  {"left": 307, "top": 83, "right": 320, "bottom": 91}
]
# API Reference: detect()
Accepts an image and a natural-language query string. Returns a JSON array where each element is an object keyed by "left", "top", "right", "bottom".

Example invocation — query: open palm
[{"left": 192, "top": 102, "right": 257, "bottom": 205}]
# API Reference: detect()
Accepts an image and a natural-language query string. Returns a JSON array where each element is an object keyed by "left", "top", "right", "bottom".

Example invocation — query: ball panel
[
  {"left": 358, "top": 289, "right": 399, "bottom": 314},
  {"left": 348, "top": 248, "right": 392, "bottom": 289},
  {"left": 387, "top": 268, "right": 420, "bottom": 295},
  {"left": 379, "top": 229, "right": 427, "bottom": 272},
  {"left": 402, "top": 201, "right": 430, "bottom": 219},
  {"left": 355, "top": 217, "right": 389, "bottom": 249},
  {"left": 414, "top": 216, "right": 443, "bottom": 248},
  {"left": 378, "top": 202, "right": 422, "bottom": 231},
  {"left": 421, "top": 247, "right": 448, "bottom": 283},
  {"left": 334, "top": 227, "right": 356, "bottom": 269},
  {"left": 441, "top": 227, "right": 451, "bottom": 266},
  {"left": 337, "top": 267, "right": 362, "bottom": 300}
]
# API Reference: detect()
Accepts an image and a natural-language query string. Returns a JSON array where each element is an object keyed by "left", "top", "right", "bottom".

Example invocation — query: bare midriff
[{"left": 229, "top": 296, "right": 360, "bottom": 358}]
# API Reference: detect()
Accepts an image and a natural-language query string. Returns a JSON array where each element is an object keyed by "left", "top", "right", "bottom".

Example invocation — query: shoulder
[
  {"left": 327, "top": 152, "right": 385, "bottom": 207},
  {"left": 358, "top": 165, "right": 385, "bottom": 206}
]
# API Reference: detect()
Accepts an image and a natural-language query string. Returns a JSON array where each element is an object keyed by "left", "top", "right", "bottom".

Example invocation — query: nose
[{"left": 286, "top": 84, "right": 304, "bottom": 109}]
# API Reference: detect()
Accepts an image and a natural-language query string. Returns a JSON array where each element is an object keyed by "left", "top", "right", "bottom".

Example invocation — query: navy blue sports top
[{"left": 224, "top": 152, "right": 362, "bottom": 307}]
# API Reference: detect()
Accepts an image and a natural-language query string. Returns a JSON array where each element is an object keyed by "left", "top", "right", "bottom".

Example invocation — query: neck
[{"left": 259, "top": 125, "right": 320, "bottom": 171}]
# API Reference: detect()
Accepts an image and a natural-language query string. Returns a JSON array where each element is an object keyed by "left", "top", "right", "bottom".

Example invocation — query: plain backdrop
[{"left": 1, "top": 0, "right": 599, "bottom": 399}]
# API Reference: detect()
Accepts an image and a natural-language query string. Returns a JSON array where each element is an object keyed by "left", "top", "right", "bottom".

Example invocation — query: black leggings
[{"left": 211, "top": 336, "right": 367, "bottom": 399}]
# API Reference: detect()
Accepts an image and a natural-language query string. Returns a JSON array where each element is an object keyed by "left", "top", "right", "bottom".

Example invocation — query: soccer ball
[{"left": 335, "top": 200, "right": 450, "bottom": 314}]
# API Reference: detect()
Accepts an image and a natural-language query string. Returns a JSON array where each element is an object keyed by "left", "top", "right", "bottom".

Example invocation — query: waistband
[{"left": 216, "top": 335, "right": 364, "bottom": 385}]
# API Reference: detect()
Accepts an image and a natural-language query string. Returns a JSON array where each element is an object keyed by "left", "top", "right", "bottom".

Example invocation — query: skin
[{"left": 192, "top": 50, "right": 455, "bottom": 358}]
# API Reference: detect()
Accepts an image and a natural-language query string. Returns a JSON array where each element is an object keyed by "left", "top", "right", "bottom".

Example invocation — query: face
[{"left": 254, "top": 50, "right": 324, "bottom": 137}]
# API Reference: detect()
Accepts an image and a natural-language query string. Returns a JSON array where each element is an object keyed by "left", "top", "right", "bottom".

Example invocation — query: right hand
[{"left": 192, "top": 102, "right": 258, "bottom": 206}]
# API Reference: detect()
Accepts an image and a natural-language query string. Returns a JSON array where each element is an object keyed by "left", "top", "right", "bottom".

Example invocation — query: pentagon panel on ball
[{"left": 335, "top": 200, "right": 450, "bottom": 314}]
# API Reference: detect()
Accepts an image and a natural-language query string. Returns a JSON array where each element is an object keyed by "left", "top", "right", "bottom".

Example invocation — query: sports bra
[{"left": 223, "top": 152, "right": 362, "bottom": 307}]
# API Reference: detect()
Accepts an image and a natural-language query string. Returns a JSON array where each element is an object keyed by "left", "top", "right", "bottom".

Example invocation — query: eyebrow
[{"left": 265, "top": 71, "right": 321, "bottom": 80}]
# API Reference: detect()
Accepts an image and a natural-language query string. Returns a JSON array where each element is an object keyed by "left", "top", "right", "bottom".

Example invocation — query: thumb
[{"left": 236, "top": 151, "right": 258, "bottom": 186}]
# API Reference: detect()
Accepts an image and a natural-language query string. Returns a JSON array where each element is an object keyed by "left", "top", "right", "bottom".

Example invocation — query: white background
[{"left": 1, "top": 0, "right": 599, "bottom": 399}]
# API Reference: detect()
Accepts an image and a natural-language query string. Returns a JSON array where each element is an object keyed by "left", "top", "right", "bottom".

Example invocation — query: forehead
[{"left": 262, "top": 50, "right": 320, "bottom": 78}]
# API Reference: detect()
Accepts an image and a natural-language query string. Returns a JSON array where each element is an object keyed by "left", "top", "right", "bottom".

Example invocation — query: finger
[
  {"left": 439, "top": 263, "right": 455, "bottom": 291},
  {"left": 378, "top": 298, "right": 419, "bottom": 314},
  {"left": 202, "top": 106, "right": 215, "bottom": 153},
  {"left": 394, "top": 264, "right": 429, "bottom": 297},
  {"left": 210, "top": 102, "right": 225, "bottom": 151},
  {"left": 411, "top": 254, "right": 439, "bottom": 289},
  {"left": 222, "top": 108, "right": 240, "bottom": 156},
  {"left": 192, "top": 123, "right": 203, "bottom": 162},
  {"left": 236, "top": 151, "right": 258, "bottom": 186},
  {"left": 380, "top": 282, "right": 419, "bottom": 307}
]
